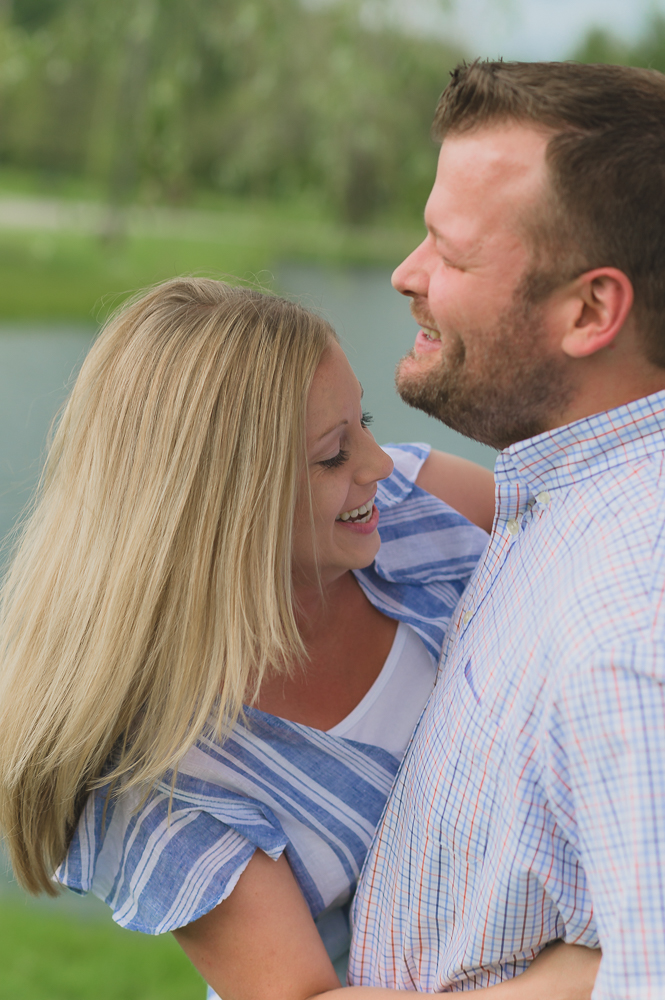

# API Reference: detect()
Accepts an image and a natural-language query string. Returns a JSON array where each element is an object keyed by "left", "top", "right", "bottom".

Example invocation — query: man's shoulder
[
  {"left": 539, "top": 450, "right": 665, "bottom": 670},
  {"left": 543, "top": 436, "right": 658, "bottom": 519},
  {"left": 561, "top": 449, "right": 665, "bottom": 553}
]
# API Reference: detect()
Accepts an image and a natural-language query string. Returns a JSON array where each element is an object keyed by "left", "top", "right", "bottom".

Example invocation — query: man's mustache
[{"left": 409, "top": 300, "right": 438, "bottom": 332}]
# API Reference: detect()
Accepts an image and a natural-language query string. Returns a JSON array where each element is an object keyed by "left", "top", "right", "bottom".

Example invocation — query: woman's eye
[
  {"left": 361, "top": 410, "right": 373, "bottom": 428},
  {"left": 319, "top": 448, "right": 350, "bottom": 470}
]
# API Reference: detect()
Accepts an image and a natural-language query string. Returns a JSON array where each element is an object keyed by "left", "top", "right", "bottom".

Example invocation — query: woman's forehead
[{"left": 307, "top": 345, "right": 362, "bottom": 441}]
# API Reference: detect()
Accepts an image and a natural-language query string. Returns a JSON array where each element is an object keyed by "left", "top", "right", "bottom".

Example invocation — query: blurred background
[{"left": 0, "top": 1, "right": 664, "bottom": 996}]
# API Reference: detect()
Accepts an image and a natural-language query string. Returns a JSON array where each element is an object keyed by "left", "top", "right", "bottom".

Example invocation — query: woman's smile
[
  {"left": 336, "top": 497, "right": 374, "bottom": 523},
  {"left": 335, "top": 499, "right": 379, "bottom": 533}
]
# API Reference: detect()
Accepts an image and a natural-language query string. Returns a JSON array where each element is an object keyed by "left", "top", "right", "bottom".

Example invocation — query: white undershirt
[{"left": 326, "top": 622, "right": 436, "bottom": 757}]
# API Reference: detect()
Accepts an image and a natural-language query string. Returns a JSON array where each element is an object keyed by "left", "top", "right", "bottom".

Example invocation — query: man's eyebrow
[{"left": 427, "top": 223, "right": 460, "bottom": 251}]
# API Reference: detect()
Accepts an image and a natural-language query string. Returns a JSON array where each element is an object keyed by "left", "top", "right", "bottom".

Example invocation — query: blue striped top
[{"left": 56, "top": 443, "right": 488, "bottom": 958}]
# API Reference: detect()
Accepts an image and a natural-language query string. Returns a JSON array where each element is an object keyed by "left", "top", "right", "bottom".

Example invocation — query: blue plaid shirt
[{"left": 350, "top": 391, "right": 665, "bottom": 999}]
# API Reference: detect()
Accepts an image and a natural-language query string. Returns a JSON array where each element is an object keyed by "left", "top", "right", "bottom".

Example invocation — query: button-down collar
[{"left": 495, "top": 388, "right": 665, "bottom": 494}]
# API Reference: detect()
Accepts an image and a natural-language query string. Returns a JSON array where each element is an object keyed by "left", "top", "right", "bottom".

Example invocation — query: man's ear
[{"left": 561, "top": 268, "right": 634, "bottom": 359}]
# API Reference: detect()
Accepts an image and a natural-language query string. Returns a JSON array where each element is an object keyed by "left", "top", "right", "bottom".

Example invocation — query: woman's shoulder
[
  {"left": 354, "top": 442, "right": 489, "bottom": 661},
  {"left": 372, "top": 441, "right": 489, "bottom": 572}
]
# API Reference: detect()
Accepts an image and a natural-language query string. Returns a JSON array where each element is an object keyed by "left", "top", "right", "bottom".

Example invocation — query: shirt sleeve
[
  {"left": 56, "top": 772, "right": 288, "bottom": 935},
  {"left": 545, "top": 642, "right": 665, "bottom": 999}
]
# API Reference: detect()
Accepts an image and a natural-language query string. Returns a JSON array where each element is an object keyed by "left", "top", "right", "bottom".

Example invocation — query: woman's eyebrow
[
  {"left": 314, "top": 383, "right": 363, "bottom": 442},
  {"left": 315, "top": 420, "right": 348, "bottom": 443}
]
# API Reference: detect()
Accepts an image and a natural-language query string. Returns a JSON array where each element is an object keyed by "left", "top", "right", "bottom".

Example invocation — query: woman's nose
[{"left": 358, "top": 437, "right": 393, "bottom": 485}]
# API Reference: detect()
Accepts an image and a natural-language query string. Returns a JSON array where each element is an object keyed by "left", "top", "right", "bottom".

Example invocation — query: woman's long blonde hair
[{"left": 0, "top": 277, "right": 333, "bottom": 895}]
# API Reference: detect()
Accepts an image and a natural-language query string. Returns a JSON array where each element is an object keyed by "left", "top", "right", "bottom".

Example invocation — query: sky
[{"left": 374, "top": 0, "right": 665, "bottom": 60}]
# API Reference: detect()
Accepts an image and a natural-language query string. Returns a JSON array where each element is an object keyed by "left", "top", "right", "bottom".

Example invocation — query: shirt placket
[{"left": 449, "top": 481, "right": 532, "bottom": 654}]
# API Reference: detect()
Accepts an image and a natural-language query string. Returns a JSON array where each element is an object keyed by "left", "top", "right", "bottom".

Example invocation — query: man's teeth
[
  {"left": 337, "top": 502, "right": 373, "bottom": 523},
  {"left": 423, "top": 327, "right": 441, "bottom": 341}
]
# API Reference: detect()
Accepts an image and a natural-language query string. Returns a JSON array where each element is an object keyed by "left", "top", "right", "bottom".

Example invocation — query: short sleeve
[{"left": 56, "top": 772, "right": 288, "bottom": 935}]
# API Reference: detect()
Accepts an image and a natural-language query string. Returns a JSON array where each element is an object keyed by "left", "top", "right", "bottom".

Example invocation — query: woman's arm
[
  {"left": 481, "top": 941, "right": 601, "bottom": 1000},
  {"left": 415, "top": 450, "right": 495, "bottom": 534},
  {"left": 173, "top": 850, "right": 340, "bottom": 1000},
  {"left": 173, "top": 849, "right": 599, "bottom": 1000}
]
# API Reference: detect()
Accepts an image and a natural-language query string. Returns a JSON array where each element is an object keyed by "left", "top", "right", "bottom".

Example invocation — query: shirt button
[
  {"left": 507, "top": 518, "right": 520, "bottom": 536},
  {"left": 462, "top": 610, "right": 472, "bottom": 626},
  {"left": 536, "top": 490, "right": 551, "bottom": 505}
]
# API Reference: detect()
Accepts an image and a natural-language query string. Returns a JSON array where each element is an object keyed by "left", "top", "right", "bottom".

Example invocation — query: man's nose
[{"left": 392, "top": 241, "right": 429, "bottom": 299}]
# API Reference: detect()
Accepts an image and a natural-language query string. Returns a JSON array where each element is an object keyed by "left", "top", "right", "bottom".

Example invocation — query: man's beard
[{"left": 396, "top": 287, "right": 575, "bottom": 451}]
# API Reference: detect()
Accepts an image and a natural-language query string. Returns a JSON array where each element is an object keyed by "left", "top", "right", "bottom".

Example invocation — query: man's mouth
[
  {"left": 412, "top": 325, "right": 443, "bottom": 357},
  {"left": 336, "top": 501, "right": 373, "bottom": 524},
  {"left": 411, "top": 302, "right": 441, "bottom": 342}
]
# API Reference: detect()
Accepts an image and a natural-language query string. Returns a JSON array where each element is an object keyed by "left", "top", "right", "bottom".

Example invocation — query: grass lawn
[
  {"left": 0, "top": 896, "right": 205, "bottom": 1000},
  {"left": 0, "top": 171, "right": 423, "bottom": 322}
]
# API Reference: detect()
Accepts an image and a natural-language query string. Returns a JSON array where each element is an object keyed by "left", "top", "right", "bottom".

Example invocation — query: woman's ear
[{"left": 561, "top": 268, "right": 634, "bottom": 359}]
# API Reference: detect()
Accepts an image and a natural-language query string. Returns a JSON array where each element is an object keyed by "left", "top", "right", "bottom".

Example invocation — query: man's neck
[{"left": 543, "top": 347, "right": 665, "bottom": 435}]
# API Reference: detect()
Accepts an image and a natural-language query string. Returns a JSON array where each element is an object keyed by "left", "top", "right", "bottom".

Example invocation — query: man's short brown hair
[{"left": 434, "top": 61, "right": 665, "bottom": 366}]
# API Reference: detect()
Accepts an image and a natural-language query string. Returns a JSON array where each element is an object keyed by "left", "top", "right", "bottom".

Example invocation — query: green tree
[
  {"left": 0, "top": 0, "right": 462, "bottom": 222},
  {"left": 575, "top": 14, "right": 665, "bottom": 75}
]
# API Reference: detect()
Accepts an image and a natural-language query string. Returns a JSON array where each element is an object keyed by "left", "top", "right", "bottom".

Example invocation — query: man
[{"left": 349, "top": 61, "right": 665, "bottom": 998}]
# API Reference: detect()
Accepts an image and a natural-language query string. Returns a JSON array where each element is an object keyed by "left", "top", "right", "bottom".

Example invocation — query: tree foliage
[
  {"left": 0, "top": 0, "right": 462, "bottom": 222},
  {"left": 574, "top": 13, "right": 665, "bottom": 76}
]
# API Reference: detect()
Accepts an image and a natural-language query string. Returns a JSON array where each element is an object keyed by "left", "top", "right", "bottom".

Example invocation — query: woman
[{"left": 0, "top": 278, "right": 598, "bottom": 998}]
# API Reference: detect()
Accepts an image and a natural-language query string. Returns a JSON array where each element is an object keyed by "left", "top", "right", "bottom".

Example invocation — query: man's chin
[
  {"left": 395, "top": 354, "right": 448, "bottom": 422},
  {"left": 395, "top": 356, "right": 421, "bottom": 402},
  {"left": 396, "top": 349, "right": 440, "bottom": 390}
]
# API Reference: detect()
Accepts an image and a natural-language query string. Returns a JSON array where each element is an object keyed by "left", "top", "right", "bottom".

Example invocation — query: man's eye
[
  {"left": 361, "top": 410, "right": 373, "bottom": 428},
  {"left": 319, "top": 448, "right": 350, "bottom": 470}
]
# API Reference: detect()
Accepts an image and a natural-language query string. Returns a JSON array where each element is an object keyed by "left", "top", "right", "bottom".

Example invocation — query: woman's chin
[
  {"left": 334, "top": 519, "right": 382, "bottom": 572},
  {"left": 293, "top": 507, "right": 382, "bottom": 588}
]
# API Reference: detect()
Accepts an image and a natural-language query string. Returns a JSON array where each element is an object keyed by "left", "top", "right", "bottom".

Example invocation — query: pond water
[
  {"left": 0, "top": 263, "right": 496, "bottom": 914},
  {"left": 0, "top": 327, "right": 96, "bottom": 557}
]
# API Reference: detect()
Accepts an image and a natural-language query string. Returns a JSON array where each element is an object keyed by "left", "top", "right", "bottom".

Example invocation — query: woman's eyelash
[
  {"left": 318, "top": 413, "right": 371, "bottom": 469},
  {"left": 319, "top": 448, "right": 350, "bottom": 470}
]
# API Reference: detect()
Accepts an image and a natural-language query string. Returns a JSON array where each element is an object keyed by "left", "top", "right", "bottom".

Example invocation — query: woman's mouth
[
  {"left": 335, "top": 503, "right": 380, "bottom": 535},
  {"left": 336, "top": 501, "right": 373, "bottom": 524}
]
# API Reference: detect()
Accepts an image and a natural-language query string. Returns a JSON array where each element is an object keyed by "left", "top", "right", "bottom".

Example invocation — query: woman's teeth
[{"left": 337, "top": 502, "right": 373, "bottom": 524}]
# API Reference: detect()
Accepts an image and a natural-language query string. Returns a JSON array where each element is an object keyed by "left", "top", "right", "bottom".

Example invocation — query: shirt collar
[{"left": 495, "top": 388, "right": 665, "bottom": 493}]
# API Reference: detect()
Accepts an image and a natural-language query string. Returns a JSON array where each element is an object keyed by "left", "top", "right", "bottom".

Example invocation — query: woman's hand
[
  {"left": 308, "top": 939, "right": 601, "bottom": 1000},
  {"left": 483, "top": 940, "right": 601, "bottom": 1000}
]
